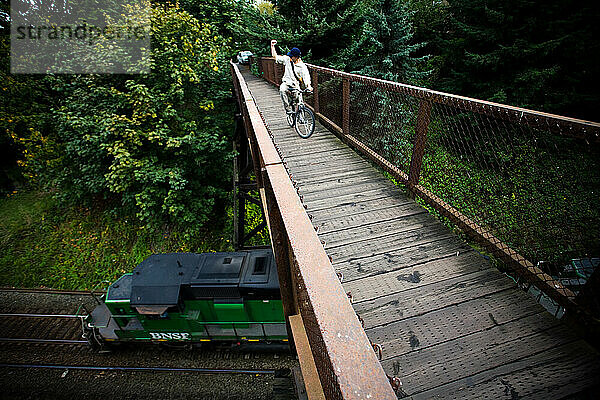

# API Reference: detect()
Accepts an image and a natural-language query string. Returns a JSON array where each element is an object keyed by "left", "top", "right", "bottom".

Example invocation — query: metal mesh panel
[
  {"left": 316, "top": 71, "right": 343, "bottom": 129},
  {"left": 422, "top": 101, "right": 600, "bottom": 296},
  {"left": 350, "top": 80, "right": 421, "bottom": 173},
  {"left": 253, "top": 59, "right": 600, "bottom": 318}
]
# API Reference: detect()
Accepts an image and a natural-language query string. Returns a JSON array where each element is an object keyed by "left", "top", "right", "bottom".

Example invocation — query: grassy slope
[{"left": 0, "top": 191, "right": 253, "bottom": 290}]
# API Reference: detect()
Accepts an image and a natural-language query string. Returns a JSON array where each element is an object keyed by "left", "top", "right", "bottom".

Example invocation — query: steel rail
[
  {"left": 0, "top": 313, "right": 87, "bottom": 318},
  {"left": 0, "top": 363, "right": 277, "bottom": 375},
  {"left": 0, "top": 338, "right": 88, "bottom": 344},
  {"left": 0, "top": 287, "right": 104, "bottom": 296}
]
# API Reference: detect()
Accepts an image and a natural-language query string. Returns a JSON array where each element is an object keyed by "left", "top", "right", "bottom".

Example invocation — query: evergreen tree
[
  {"left": 438, "top": 0, "right": 600, "bottom": 119},
  {"left": 406, "top": 0, "right": 451, "bottom": 83},
  {"left": 275, "top": 0, "right": 368, "bottom": 62},
  {"left": 333, "top": 0, "right": 428, "bottom": 84}
]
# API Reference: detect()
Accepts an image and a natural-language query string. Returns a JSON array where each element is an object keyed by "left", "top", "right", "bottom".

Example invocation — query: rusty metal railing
[
  {"left": 254, "top": 57, "right": 600, "bottom": 322},
  {"left": 231, "top": 62, "right": 397, "bottom": 399}
]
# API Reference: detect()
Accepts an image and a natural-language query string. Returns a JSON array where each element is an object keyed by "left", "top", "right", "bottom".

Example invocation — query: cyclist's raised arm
[
  {"left": 271, "top": 39, "right": 287, "bottom": 64},
  {"left": 270, "top": 40, "right": 277, "bottom": 58}
]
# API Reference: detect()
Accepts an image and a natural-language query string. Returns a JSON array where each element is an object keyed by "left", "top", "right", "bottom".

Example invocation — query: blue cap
[{"left": 287, "top": 47, "right": 301, "bottom": 58}]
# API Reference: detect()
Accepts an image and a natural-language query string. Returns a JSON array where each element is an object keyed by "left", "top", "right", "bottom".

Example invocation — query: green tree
[
  {"left": 180, "top": 0, "right": 286, "bottom": 59},
  {"left": 333, "top": 0, "right": 428, "bottom": 84},
  {"left": 437, "top": 0, "right": 600, "bottom": 119},
  {"left": 179, "top": 0, "right": 249, "bottom": 39},
  {"left": 406, "top": 0, "right": 450, "bottom": 83},
  {"left": 0, "top": 9, "right": 56, "bottom": 193},
  {"left": 275, "top": 0, "right": 367, "bottom": 62},
  {"left": 17, "top": 4, "right": 233, "bottom": 234}
]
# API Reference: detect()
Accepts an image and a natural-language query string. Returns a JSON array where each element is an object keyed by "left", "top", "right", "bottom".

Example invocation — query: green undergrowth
[{"left": 0, "top": 190, "right": 238, "bottom": 290}]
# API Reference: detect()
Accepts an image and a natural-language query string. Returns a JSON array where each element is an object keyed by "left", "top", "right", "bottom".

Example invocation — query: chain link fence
[{"left": 254, "top": 57, "right": 600, "bottom": 322}]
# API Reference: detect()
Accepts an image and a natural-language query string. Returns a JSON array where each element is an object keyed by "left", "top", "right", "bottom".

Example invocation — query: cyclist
[{"left": 270, "top": 39, "right": 312, "bottom": 114}]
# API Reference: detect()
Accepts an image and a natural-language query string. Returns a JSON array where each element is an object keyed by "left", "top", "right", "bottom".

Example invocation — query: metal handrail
[{"left": 258, "top": 57, "right": 600, "bottom": 140}]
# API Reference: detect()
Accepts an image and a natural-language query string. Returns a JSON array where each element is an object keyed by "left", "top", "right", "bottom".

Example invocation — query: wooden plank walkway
[{"left": 239, "top": 67, "right": 600, "bottom": 399}]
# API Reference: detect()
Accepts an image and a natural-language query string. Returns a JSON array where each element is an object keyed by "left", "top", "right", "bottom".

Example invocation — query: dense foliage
[
  {"left": 332, "top": 0, "right": 428, "bottom": 83},
  {"left": 2, "top": 0, "right": 598, "bottom": 288},
  {"left": 0, "top": 191, "right": 236, "bottom": 289},
  {"left": 435, "top": 0, "right": 600, "bottom": 119},
  {"left": 5, "top": 4, "right": 234, "bottom": 233}
]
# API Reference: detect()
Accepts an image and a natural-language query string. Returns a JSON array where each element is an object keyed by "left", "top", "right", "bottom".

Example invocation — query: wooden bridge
[{"left": 230, "top": 60, "right": 600, "bottom": 399}]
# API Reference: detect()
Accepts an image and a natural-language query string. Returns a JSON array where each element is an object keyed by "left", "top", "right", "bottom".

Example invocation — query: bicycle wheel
[
  {"left": 286, "top": 112, "right": 295, "bottom": 127},
  {"left": 294, "top": 106, "right": 315, "bottom": 138}
]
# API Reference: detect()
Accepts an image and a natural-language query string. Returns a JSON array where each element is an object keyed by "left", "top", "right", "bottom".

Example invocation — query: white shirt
[{"left": 275, "top": 55, "right": 312, "bottom": 89}]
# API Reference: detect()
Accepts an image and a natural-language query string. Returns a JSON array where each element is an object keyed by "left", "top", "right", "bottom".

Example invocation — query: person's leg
[{"left": 279, "top": 83, "right": 293, "bottom": 113}]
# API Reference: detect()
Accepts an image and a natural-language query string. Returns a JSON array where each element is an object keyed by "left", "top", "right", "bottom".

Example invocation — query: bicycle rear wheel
[{"left": 294, "top": 106, "right": 315, "bottom": 138}]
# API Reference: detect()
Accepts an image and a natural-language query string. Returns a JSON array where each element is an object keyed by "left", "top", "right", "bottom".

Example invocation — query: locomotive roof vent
[
  {"left": 252, "top": 257, "right": 267, "bottom": 275},
  {"left": 240, "top": 251, "right": 277, "bottom": 287},
  {"left": 193, "top": 253, "right": 245, "bottom": 284}
]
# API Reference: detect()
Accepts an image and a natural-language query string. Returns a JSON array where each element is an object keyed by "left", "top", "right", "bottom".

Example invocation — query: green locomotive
[{"left": 84, "top": 250, "right": 287, "bottom": 346}]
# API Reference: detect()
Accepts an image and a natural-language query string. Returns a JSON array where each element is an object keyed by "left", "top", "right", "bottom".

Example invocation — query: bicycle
[{"left": 286, "top": 87, "right": 315, "bottom": 139}]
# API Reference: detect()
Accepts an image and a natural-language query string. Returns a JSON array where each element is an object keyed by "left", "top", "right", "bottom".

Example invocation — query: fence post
[
  {"left": 408, "top": 99, "right": 432, "bottom": 199},
  {"left": 312, "top": 69, "right": 319, "bottom": 114},
  {"left": 342, "top": 78, "right": 350, "bottom": 135}
]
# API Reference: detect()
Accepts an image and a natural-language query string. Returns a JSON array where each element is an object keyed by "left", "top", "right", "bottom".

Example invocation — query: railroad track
[
  {"left": 0, "top": 287, "right": 104, "bottom": 296},
  {"left": 1, "top": 363, "right": 277, "bottom": 375},
  {"left": 0, "top": 312, "right": 87, "bottom": 345},
  {"left": 0, "top": 287, "right": 299, "bottom": 399}
]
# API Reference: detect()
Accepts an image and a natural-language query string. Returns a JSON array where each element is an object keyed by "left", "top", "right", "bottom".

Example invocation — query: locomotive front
[{"left": 84, "top": 250, "right": 287, "bottom": 346}]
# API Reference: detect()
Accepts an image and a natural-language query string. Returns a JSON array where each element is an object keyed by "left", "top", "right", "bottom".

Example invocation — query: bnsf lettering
[{"left": 149, "top": 332, "right": 191, "bottom": 340}]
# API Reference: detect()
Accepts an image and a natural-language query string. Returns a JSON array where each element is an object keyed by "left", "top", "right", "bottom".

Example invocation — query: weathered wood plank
[
  {"left": 314, "top": 202, "right": 432, "bottom": 234},
  {"left": 326, "top": 223, "right": 454, "bottom": 263},
  {"left": 282, "top": 155, "right": 369, "bottom": 172},
  {"left": 285, "top": 159, "right": 371, "bottom": 178},
  {"left": 290, "top": 167, "right": 376, "bottom": 189},
  {"left": 381, "top": 311, "right": 561, "bottom": 379},
  {"left": 411, "top": 340, "right": 600, "bottom": 400},
  {"left": 367, "top": 288, "right": 545, "bottom": 360},
  {"left": 319, "top": 210, "right": 432, "bottom": 247},
  {"left": 280, "top": 146, "right": 355, "bottom": 160},
  {"left": 354, "top": 268, "right": 513, "bottom": 328},
  {"left": 311, "top": 196, "right": 421, "bottom": 223},
  {"left": 274, "top": 138, "right": 348, "bottom": 154},
  {"left": 292, "top": 165, "right": 377, "bottom": 185},
  {"left": 332, "top": 236, "right": 470, "bottom": 282},
  {"left": 303, "top": 184, "right": 406, "bottom": 209},
  {"left": 343, "top": 250, "right": 490, "bottom": 302},
  {"left": 392, "top": 321, "right": 578, "bottom": 395},
  {"left": 299, "top": 177, "right": 395, "bottom": 200}
]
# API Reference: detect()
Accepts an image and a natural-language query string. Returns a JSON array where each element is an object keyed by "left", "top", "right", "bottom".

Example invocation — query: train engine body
[{"left": 85, "top": 250, "right": 287, "bottom": 345}]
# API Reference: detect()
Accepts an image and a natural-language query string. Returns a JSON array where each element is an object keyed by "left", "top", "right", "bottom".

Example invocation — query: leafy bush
[{"left": 16, "top": 4, "right": 234, "bottom": 234}]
